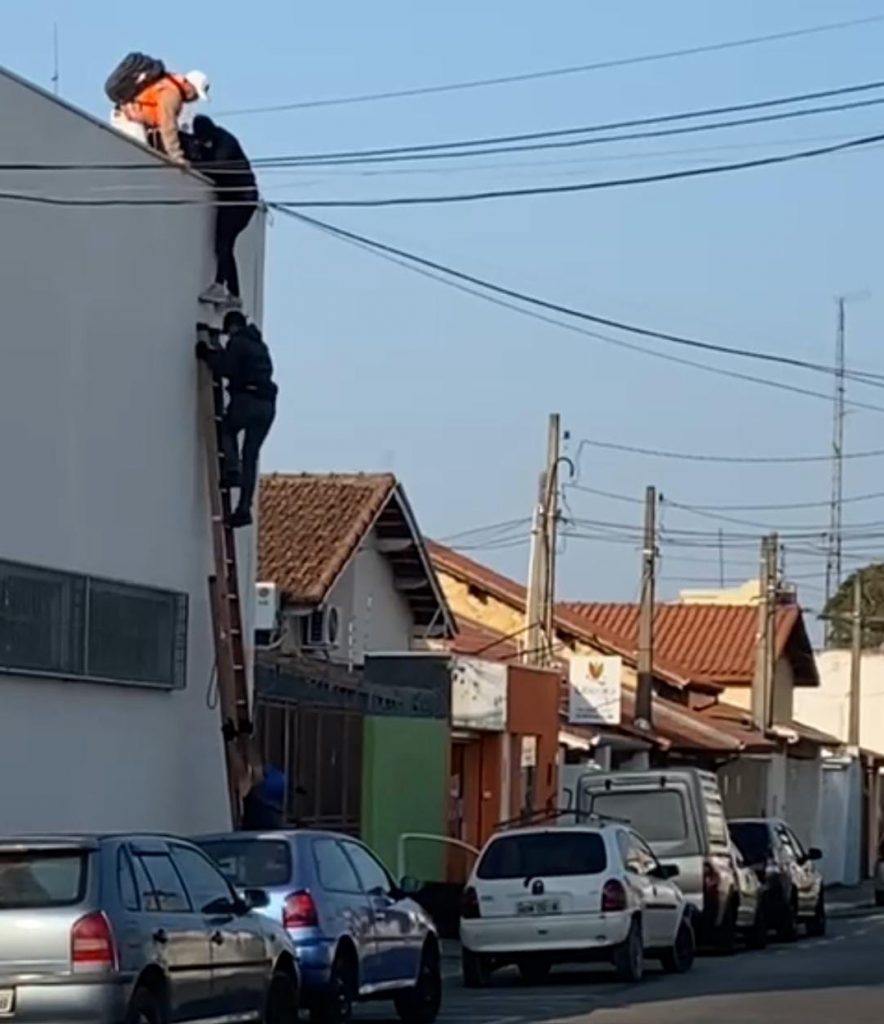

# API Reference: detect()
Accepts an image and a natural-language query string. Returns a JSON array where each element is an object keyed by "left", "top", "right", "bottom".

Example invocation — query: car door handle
[
  {"left": 153, "top": 929, "right": 168, "bottom": 945},
  {"left": 211, "top": 931, "right": 225, "bottom": 946}
]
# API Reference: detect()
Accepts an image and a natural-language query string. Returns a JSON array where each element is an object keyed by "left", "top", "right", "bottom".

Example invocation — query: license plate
[
  {"left": 0, "top": 989, "right": 13, "bottom": 1015},
  {"left": 516, "top": 898, "right": 561, "bottom": 915}
]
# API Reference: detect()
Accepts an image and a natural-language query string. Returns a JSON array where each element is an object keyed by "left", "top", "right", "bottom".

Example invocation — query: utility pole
[
  {"left": 765, "top": 533, "right": 779, "bottom": 729},
  {"left": 825, "top": 298, "right": 846, "bottom": 641},
  {"left": 752, "top": 534, "right": 778, "bottom": 731},
  {"left": 635, "top": 486, "right": 657, "bottom": 729},
  {"left": 524, "top": 414, "right": 560, "bottom": 666},
  {"left": 849, "top": 572, "right": 863, "bottom": 748}
]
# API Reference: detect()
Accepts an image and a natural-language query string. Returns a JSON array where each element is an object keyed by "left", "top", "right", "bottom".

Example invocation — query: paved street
[{"left": 358, "top": 914, "right": 884, "bottom": 1023}]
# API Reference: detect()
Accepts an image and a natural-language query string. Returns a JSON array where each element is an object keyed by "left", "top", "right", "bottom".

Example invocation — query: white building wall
[
  {"left": 323, "top": 530, "right": 415, "bottom": 666},
  {"left": 797, "top": 650, "right": 884, "bottom": 755},
  {"left": 0, "top": 68, "right": 265, "bottom": 835}
]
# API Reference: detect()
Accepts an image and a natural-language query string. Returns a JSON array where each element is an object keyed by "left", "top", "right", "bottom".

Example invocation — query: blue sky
[{"left": 5, "top": 1, "right": 884, "bottom": 612}]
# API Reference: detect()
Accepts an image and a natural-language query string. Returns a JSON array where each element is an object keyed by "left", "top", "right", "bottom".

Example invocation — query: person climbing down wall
[
  {"left": 195, "top": 312, "right": 277, "bottom": 529},
  {"left": 191, "top": 116, "right": 259, "bottom": 309}
]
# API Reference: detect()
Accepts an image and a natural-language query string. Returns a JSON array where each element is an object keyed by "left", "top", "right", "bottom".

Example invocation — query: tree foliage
[{"left": 823, "top": 563, "right": 884, "bottom": 648}]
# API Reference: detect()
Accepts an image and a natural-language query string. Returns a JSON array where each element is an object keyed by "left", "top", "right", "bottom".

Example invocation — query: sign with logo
[{"left": 568, "top": 656, "right": 622, "bottom": 725}]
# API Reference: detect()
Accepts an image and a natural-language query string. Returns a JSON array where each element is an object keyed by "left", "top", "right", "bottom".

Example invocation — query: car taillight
[
  {"left": 703, "top": 860, "right": 720, "bottom": 898},
  {"left": 601, "top": 879, "right": 627, "bottom": 913},
  {"left": 461, "top": 886, "right": 480, "bottom": 920},
  {"left": 71, "top": 912, "right": 117, "bottom": 972},
  {"left": 283, "top": 890, "right": 318, "bottom": 929}
]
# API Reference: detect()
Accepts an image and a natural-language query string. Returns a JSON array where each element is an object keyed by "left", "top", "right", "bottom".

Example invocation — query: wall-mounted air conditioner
[
  {"left": 300, "top": 606, "right": 341, "bottom": 650},
  {"left": 255, "top": 582, "right": 280, "bottom": 632}
]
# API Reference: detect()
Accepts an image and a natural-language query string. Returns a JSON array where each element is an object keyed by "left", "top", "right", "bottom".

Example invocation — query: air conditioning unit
[
  {"left": 255, "top": 582, "right": 280, "bottom": 632},
  {"left": 300, "top": 606, "right": 341, "bottom": 650}
]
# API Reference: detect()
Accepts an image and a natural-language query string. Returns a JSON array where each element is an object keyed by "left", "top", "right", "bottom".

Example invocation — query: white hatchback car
[{"left": 460, "top": 823, "right": 694, "bottom": 985}]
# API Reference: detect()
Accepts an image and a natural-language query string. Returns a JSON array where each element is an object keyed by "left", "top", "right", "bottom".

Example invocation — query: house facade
[
  {"left": 430, "top": 543, "right": 833, "bottom": 849},
  {"left": 255, "top": 472, "right": 456, "bottom": 847},
  {"left": 0, "top": 66, "right": 265, "bottom": 834},
  {"left": 258, "top": 474, "right": 453, "bottom": 665}
]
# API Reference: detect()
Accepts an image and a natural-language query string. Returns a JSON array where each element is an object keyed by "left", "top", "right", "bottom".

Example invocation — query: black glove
[{"left": 195, "top": 340, "right": 210, "bottom": 362}]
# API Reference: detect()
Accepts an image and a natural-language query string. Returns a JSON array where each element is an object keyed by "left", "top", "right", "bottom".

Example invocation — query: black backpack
[{"left": 105, "top": 53, "right": 166, "bottom": 105}]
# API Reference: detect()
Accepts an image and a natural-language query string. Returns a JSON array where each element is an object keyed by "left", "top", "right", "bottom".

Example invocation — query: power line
[
  {"left": 278, "top": 131, "right": 884, "bottom": 208},
  {"left": 275, "top": 208, "right": 884, "bottom": 409},
  {"left": 571, "top": 437, "right": 884, "bottom": 465},
  {"left": 9, "top": 78, "right": 884, "bottom": 174},
  {"left": 569, "top": 481, "right": 884, "bottom": 511},
  {"left": 215, "top": 14, "right": 884, "bottom": 115},
  {"left": 251, "top": 88, "right": 884, "bottom": 167},
  {"left": 290, "top": 209, "right": 875, "bottom": 410}
]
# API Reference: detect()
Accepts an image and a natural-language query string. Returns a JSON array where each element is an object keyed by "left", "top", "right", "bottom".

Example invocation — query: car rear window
[
  {"left": 587, "top": 791, "right": 689, "bottom": 843},
  {"left": 199, "top": 839, "right": 292, "bottom": 888},
  {"left": 729, "top": 822, "right": 772, "bottom": 865},
  {"left": 0, "top": 851, "right": 87, "bottom": 908},
  {"left": 478, "top": 832, "right": 607, "bottom": 879}
]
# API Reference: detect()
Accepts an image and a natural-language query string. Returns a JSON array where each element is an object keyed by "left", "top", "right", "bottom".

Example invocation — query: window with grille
[{"left": 0, "top": 559, "right": 187, "bottom": 689}]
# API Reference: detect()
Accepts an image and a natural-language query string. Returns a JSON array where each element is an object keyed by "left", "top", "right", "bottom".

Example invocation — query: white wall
[
  {"left": 325, "top": 529, "right": 415, "bottom": 666},
  {"left": 0, "top": 68, "right": 265, "bottom": 835},
  {"left": 797, "top": 650, "right": 884, "bottom": 755}
]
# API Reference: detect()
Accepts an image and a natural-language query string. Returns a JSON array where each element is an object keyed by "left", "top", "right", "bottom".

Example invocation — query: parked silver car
[
  {"left": 197, "top": 830, "right": 441, "bottom": 1023},
  {"left": 0, "top": 834, "right": 300, "bottom": 1023}
]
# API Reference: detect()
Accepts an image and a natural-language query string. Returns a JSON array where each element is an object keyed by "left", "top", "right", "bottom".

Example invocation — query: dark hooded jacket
[{"left": 203, "top": 324, "right": 277, "bottom": 401}]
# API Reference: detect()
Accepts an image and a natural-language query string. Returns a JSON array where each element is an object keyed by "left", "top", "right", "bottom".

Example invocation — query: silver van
[
  {"left": 577, "top": 768, "right": 740, "bottom": 949},
  {"left": 0, "top": 834, "right": 300, "bottom": 1023}
]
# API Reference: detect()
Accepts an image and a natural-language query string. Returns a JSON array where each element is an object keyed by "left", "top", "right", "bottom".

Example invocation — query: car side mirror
[
  {"left": 399, "top": 875, "right": 422, "bottom": 895},
  {"left": 807, "top": 848, "right": 823, "bottom": 862},
  {"left": 242, "top": 887, "right": 270, "bottom": 909},
  {"left": 654, "top": 864, "right": 679, "bottom": 880}
]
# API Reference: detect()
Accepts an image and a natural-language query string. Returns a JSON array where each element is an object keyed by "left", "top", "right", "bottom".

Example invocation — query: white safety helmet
[{"left": 185, "top": 70, "right": 211, "bottom": 101}]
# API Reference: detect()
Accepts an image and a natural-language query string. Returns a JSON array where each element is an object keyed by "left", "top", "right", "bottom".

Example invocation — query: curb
[{"left": 828, "top": 903, "right": 883, "bottom": 921}]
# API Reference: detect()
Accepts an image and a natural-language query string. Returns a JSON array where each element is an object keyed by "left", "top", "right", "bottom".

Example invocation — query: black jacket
[
  {"left": 202, "top": 325, "right": 277, "bottom": 400},
  {"left": 195, "top": 125, "right": 258, "bottom": 202}
]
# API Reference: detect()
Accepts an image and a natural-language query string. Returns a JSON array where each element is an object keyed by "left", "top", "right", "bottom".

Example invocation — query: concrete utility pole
[
  {"left": 524, "top": 414, "right": 561, "bottom": 666},
  {"left": 849, "top": 572, "right": 863, "bottom": 748},
  {"left": 752, "top": 534, "right": 779, "bottom": 731},
  {"left": 635, "top": 485, "right": 657, "bottom": 729}
]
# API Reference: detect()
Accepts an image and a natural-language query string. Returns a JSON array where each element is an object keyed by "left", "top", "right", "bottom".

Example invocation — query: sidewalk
[{"left": 826, "top": 880, "right": 880, "bottom": 918}]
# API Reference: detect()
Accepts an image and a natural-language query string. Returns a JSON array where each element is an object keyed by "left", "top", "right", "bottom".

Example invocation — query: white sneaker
[
  {"left": 224, "top": 293, "right": 243, "bottom": 310},
  {"left": 199, "top": 282, "right": 229, "bottom": 305}
]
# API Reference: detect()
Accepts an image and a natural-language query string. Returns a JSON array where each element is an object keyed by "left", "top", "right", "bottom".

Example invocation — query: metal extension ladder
[{"left": 196, "top": 322, "right": 255, "bottom": 827}]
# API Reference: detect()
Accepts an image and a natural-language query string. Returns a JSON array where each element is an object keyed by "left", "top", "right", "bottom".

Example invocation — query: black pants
[
  {"left": 215, "top": 202, "right": 257, "bottom": 298},
  {"left": 220, "top": 393, "right": 276, "bottom": 515}
]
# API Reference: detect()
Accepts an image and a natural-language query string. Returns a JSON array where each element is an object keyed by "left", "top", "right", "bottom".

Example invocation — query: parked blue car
[{"left": 197, "top": 830, "right": 441, "bottom": 1023}]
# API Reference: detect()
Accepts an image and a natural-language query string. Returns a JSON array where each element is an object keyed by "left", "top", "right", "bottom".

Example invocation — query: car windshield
[
  {"left": 729, "top": 823, "right": 772, "bottom": 865},
  {"left": 198, "top": 839, "right": 292, "bottom": 888},
  {"left": 0, "top": 851, "right": 87, "bottom": 908},
  {"left": 478, "top": 832, "right": 607, "bottom": 879},
  {"left": 587, "top": 790, "right": 689, "bottom": 843}
]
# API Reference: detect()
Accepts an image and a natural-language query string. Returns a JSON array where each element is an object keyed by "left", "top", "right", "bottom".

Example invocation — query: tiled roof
[
  {"left": 562, "top": 602, "right": 817, "bottom": 688},
  {"left": 428, "top": 543, "right": 696, "bottom": 689},
  {"left": 259, "top": 473, "right": 396, "bottom": 604}
]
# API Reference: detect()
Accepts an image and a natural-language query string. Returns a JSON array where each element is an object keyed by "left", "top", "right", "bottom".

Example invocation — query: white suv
[{"left": 460, "top": 822, "right": 694, "bottom": 986}]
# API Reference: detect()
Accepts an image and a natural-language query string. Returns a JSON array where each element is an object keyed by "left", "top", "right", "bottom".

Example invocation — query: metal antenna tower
[{"left": 825, "top": 297, "right": 846, "bottom": 631}]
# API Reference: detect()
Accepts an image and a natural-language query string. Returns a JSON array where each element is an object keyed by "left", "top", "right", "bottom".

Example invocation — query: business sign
[
  {"left": 451, "top": 657, "right": 507, "bottom": 731},
  {"left": 568, "top": 655, "right": 622, "bottom": 726}
]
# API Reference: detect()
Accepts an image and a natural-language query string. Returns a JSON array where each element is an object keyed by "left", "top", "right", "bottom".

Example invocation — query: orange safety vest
[{"left": 121, "top": 74, "right": 196, "bottom": 127}]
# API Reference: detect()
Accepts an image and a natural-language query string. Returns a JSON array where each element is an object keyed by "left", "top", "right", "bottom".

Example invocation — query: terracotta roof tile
[
  {"left": 258, "top": 473, "right": 396, "bottom": 604},
  {"left": 562, "top": 602, "right": 814, "bottom": 688}
]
